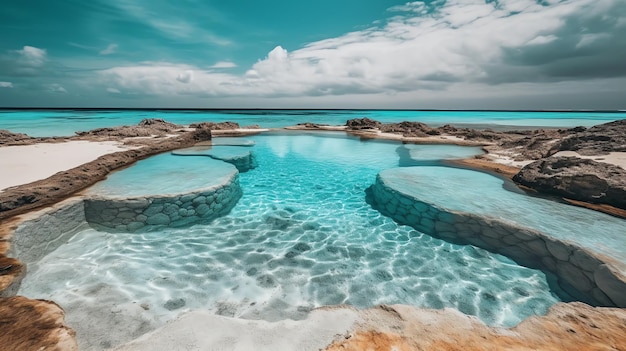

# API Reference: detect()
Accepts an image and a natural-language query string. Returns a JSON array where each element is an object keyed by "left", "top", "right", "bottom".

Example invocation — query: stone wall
[
  {"left": 84, "top": 173, "right": 242, "bottom": 232},
  {"left": 10, "top": 199, "right": 88, "bottom": 265},
  {"left": 370, "top": 174, "right": 626, "bottom": 308}
]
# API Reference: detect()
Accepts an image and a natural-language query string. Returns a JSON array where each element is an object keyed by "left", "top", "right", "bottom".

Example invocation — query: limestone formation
[
  {"left": 0, "top": 296, "right": 78, "bottom": 351},
  {"left": 370, "top": 168, "right": 626, "bottom": 307},
  {"left": 514, "top": 157, "right": 626, "bottom": 209}
]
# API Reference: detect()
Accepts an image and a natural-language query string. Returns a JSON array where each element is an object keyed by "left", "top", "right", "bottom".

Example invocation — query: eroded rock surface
[
  {"left": 0, "top": 296, "right": 78, "bottom": 351},
  {"left": 76, "top": 118, "right": 183, "bottom": 137},
  {"left": 514, "top": 157, "right": 626, "bottom": 209},
  {"left": 551, "top": 119, "right": 626, "bottom": 155},
  {"left": 0, "top": 129, "right": 36, "bottom": 145},
  {"left": 325, "top": 303, "right": 626, "bottom": 351}
]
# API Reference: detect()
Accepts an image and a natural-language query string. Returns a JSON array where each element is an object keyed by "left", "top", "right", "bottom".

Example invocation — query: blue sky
[{"left": 0, "top": 0, "right": 625, "bottom": 109}]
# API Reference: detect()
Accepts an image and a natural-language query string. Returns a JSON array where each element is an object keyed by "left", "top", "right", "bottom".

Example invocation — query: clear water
[
  {"left": 381, "top": 167, "right": 626, "bottom": 273},
  {"left": 86, "top": 153, "right": 237, "bottom": 197},
  {"left": 173, "top": 145, "right": 252, "bottom": 161},
  {"left": 19, "top": 133, "right": 570, "bottom": 350},
  {"left": 1, "top": 109, "right": 623, "bottom": 136}
]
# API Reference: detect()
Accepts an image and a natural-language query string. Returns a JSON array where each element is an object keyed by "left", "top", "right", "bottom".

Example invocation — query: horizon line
[{"left": 1, "top": 107, "right": 625, "bottom": 113}]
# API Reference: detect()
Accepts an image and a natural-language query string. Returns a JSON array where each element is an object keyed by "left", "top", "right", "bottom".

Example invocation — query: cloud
[
  {"left": 0, "top": 45, "right": 49, "bottom": 76},
  {"left": 98, "top": 0, "right": 626, "bottom": 101},
  {"left": 107, "top": 87, "right": 121, "bottom": 93},
  {"left": 16, "top": 46, "right": 47, "bottom": 67},
  {"left": 112, "top": 0, "right": 231, "bottom": 46},
  {"left": 176, "top": 70, "right": 193, "bottom": 83},
  {"left": 47, "top": 84, "right": 67, "bottom": 93},
  {"left": 100, "top": 44, "right": 118, "bottom": 55},
  {"left": 0, "top": 82, "right": 13, "bottom": 88},
  {"left": 210, "top": 61, "right": 237, "bottom": 69}
]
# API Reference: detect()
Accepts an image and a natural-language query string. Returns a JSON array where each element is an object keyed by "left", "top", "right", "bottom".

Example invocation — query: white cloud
[
  {"left": 210, "top": 61, "right": 237, "bottom": 69},
  {"left": 107, "top": 87, "right": 121, "bottom": 93},
  {"left": 98, "top": 0, "right": 624, "bottom": 101},
  {"left": 48, "top": 84, "right": 67, "bottom": 93},
  {"left": 100, "top": 44, "right": 118, "bottom": 55},
  {"left": 176, "top": 70, "right": 194, "bottom": 83},
  {"left": 15, "top": 46, "right": 47, "bottom": 67},
  {"left": 0, "top": 82, "right": 13, "bottom": 88}
]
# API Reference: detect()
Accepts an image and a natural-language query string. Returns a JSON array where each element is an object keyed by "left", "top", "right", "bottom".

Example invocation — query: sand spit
[{"left": 0, "top": 141, "right": 129, "bottom": 191}]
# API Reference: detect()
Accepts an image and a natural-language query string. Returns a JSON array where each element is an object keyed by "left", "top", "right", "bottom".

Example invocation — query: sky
[{"left": 0, "top": 0, "right": 625, "bottom": 109}]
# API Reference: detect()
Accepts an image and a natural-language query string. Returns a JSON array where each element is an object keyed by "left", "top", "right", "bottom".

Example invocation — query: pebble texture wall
[
  {"left": 370, "top": 172, "right": 626, "bottom": 308},
  {"left": 84, "top": 173, "right": 242, "bottom": 232}
]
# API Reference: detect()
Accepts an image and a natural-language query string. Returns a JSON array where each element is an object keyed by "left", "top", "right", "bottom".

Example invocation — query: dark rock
[
  {"left": 381, "top": 121, "right": 439, "bottom": 137},
  {"left": 163, "top": 298, "right": 186, "bottom": 311},
  {"left": 513, "top": 157, "right": 626, "bottom": 209},
  {"left": 192, "top": 127, "right": 212, "bottom": 141},
  {"left": 345, "top": 118, "right": 382, "bottom": 130},
  {"left": 551, "top": 119, "right": 626, "bottom": 155},
  {"left": 76, "top": 119, "right": 183, "bottom": 137},
  {"left": 138, "top": 118, "right": 181, "bottom": 130},
  {"left": 189, "top": 121, "right": 240, "bottom": 130},
  {"left": 0, "top": 130, "right": 35, "bottom": 145}
]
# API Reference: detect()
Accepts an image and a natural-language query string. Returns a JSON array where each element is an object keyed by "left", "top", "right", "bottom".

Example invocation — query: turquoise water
[
  {"left": 1, "top": 109, "right": 623, "bottom": 136},
  {"left": 380, "top": 167, "right": 626, "bottom": 273},
  {"left": 19, "top": 133, "right": 572, "bottom": 350}
]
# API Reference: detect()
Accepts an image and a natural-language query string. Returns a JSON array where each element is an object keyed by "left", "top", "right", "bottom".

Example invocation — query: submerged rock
[{"left": 514, "top": 157, "right": 626, "bottom": 209}]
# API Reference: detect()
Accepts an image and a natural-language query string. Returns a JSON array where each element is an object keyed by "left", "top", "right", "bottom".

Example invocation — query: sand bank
[{"left": 0, "top": 141, "right": 128, "bottom": 191}]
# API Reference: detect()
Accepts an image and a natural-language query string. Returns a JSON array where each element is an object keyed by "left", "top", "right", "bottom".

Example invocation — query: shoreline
[{"left": 1, "top": 119, "right": 625, "bottom": 350}]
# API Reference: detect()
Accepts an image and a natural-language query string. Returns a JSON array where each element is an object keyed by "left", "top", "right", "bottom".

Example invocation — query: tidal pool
[{"left": 19, "top": 132, "right": 578, "bottom": 350}]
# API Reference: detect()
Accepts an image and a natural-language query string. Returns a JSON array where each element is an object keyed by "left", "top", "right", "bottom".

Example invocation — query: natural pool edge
[
  {"left": 369, "top": 169, "right": 626, "bottom": 308},
  {"left": 8, "top": 171, "right": 243, "bottom": 269}
]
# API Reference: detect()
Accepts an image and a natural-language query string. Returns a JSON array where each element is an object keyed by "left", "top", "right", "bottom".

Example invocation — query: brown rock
[
  {"left": 0, "top": 129, "right": 36, "bottom": 145},
  {"left": 552, "top": 119, "right": 626, "bottom": 155},
  {"left": 345, "top": 118, "right": 382, "bottom": 130},
  {"left": 0, "top": 296, "right": 78, "bottom": 351},
  {"left": 189, "top": 121, "right": 240, "bottom": 130},
  {"left": 325, "top": 303, "right": 626, "bottom": 351},
  {"left": 513, "top": 157, "right": 626, "bottom": 209}
]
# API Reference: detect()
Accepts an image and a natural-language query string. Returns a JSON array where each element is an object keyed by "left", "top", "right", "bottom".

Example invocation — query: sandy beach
[{"left": 0, "top": 141, "right": 128, "bottom": 191}]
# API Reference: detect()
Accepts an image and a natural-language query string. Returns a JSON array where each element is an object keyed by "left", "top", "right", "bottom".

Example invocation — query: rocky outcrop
[
  {"left": 0, "top": 296, "right": 78, "bottom": 351},
  {"left": 76, "top": 118, "right": 183, "bottom": 137},
  {"left": 0, "top": 128, "right": 213, "bottom": 220},
  {"left": 0, "top": 129, "right": 36, "bottom": 145},
  {"left": 345, "top": 118, "right": 382, "bottom": 130},
  {"left": 381, "top": 121, "right": 440, "bottom": 137},
  {"left": 189, "top": 121, "right": 241, "bottom": 130},
  {"left": 551, "top": 119, "right": 626, "bottom": 155},
  {"left": 514, "top": 157, "right": 626, "bottom": 210},
  {"left": 346, "top": 118, "right": 440, "bottom": 137}
]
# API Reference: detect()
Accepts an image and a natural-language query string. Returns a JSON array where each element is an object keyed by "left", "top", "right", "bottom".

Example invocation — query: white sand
[
  {"left": 0, "top": 141, "right": 127, "bottom": 191},
  {"left": 552, "top": 151, "right": 626, "bottom": 169},
  {"left": 113, "top": 308, "right": 358, "bottom": 351}
]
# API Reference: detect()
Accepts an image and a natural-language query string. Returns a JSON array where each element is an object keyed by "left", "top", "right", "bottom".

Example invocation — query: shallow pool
[{"left": 19, "top": 133, "right": 577, "bottom": 350}]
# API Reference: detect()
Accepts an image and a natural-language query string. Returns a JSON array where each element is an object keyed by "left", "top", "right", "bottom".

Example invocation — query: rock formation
[
  {"left": 76, "top": 118, "right": 183, "bottom": 137},
  {"left": 514, "top": 157, "right": 626, "bottom": 209},
  {"left": 325, "top": 303, "right": 626, "bottom": 351},
  {"left": 0, "top": 129, "right": 36, "bottom": 145},
  {"left": 0, "top": 296, "right": 78, "bottom": 351}
]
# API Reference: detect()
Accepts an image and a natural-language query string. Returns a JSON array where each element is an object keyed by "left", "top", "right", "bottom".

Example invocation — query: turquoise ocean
[{"left": 1, "top": 109, "right": 624, "bottom": 136}]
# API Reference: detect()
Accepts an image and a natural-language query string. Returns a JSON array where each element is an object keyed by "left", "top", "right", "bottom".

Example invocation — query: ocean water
[
  {"left": 0, "top": 109, "right": 624, "bottom": 137},
  {"left": 18, "top": 133, "right": 577, "bottom": 350}
]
